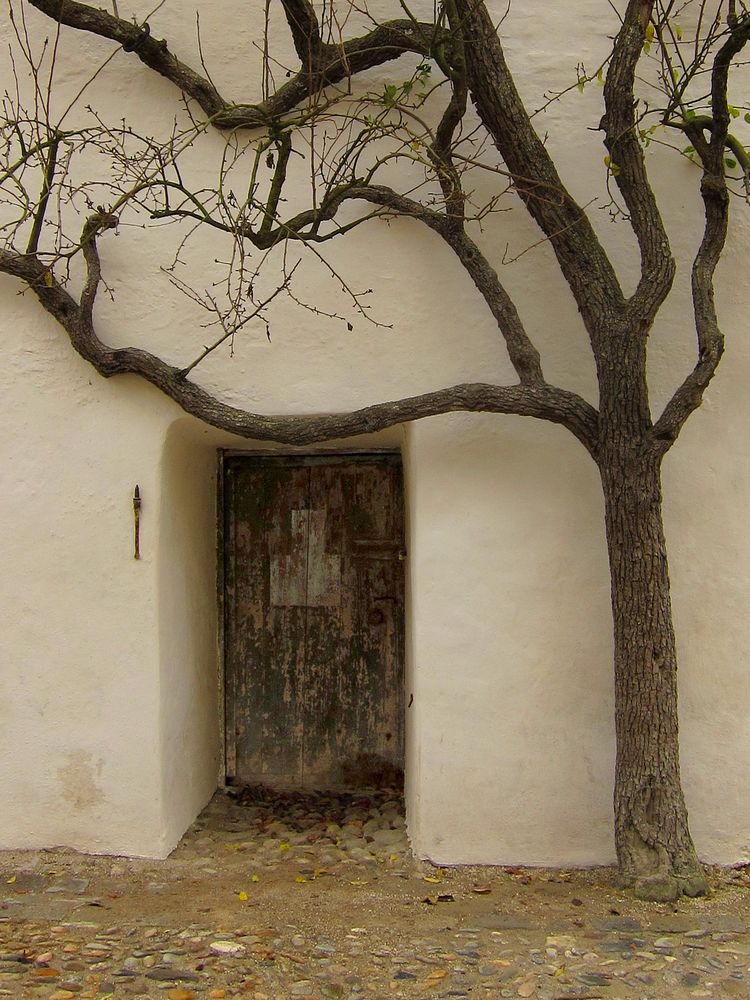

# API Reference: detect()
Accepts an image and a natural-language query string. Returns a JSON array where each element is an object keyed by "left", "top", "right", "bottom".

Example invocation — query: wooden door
[{"left": 223, "top": 454, "right": 405, "bottom": 790}]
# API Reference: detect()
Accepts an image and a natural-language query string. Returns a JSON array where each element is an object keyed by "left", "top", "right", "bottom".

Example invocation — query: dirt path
[{"left": 1, "top": 791, "right": 748, "bottom": 999}]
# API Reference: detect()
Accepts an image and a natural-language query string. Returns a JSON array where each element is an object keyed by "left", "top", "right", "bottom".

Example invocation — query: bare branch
[
  {"left": 603, "top": 0, "right": 675, "bottom": 325},
  {"left": 651, "top": 8, "right": 750, "bottom": 450},
  {"left": 25, "top": 130, "right": 59, "bottom": 253},
  {"left": 26, "top": 0, "right": 437, "bottom": 129},
  {"left": 0, "top": 239, "right": 597, "bottom": 452},
  {"left": 453, "top": 0, "right": 626, "bottom": 344},
  {"left": 279, "top": 0, "right": 323, "bottom": 64}
]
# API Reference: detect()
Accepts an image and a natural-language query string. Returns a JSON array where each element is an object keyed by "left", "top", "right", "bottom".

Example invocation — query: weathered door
[{"left": 223, "top": 454, "right": 405, "bottom": 790}]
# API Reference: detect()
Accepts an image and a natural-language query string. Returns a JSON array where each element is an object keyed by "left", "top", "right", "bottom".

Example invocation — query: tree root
[{"left": 626, "top": 868, "right": 709, "bottom": 902}]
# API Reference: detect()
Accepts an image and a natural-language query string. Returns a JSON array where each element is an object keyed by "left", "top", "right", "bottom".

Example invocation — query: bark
[{"left": 599, "top": 442, "right": 708, "bottom": 901}]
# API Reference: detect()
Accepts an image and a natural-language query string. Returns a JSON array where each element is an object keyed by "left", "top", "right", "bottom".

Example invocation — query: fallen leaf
[
  {"left": 423, "top": 875, "right": 442, "bottom": 884},
  {"left": 278, "top": 842, "right": 290, "bottom": 851},
  {"left": 6, "top": 876, "right": 16, "bottom": 884},
  {"left": 237, "top": 890, "right": 249, "bottom": 901},
  {"left": 294, "top": 876, "right": 307, "bottom": 884},
  {"left": 472, "top": 884, "right": 492, "bottom": 894},
  {"left": 250, "top": 874, "right": 260, "bottom": 883},
  {"left": 168, "top": 990, "right": 196, "bottom": 1000}
]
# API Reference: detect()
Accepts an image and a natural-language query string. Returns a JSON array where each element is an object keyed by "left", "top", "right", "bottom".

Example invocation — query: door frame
[{"left": 216, "top": 447, "right": 404, "bottom": 787}]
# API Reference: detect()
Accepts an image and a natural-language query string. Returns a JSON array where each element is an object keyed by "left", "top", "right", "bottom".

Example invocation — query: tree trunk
[{"left": 599, "top": 444, "right": 708, "bottom": 901}]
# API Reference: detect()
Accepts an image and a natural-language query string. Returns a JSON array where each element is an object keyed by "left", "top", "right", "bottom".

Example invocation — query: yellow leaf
[
  {"left": 295, "top": 876, "right": 307, "bottom": 884},
  {"left": 250, "top": 874, "right": 260, "bottom": 883},
  {"left": 604, "top": 156, "right": 621, "bottom": 176},
  {"left": 43, "top": 271, "right": 53, "bottom": 287},
  {"left": 6, "top": 876, "right": 16, "bottom": 884},
  {"left": 349, "top": 879, "right": 368, "bottom": 886},
  {"left": 238, "top": 890, "right": 248, "bottom": 901},
  {"left": 645, "top": 22, "right": 655, "bottom": 42},
  {"left": 278, "top": 842, "right": 290, "bottom": 851},
  {"left": 423, "top": 875, "right": 442, "bottom": 884}
]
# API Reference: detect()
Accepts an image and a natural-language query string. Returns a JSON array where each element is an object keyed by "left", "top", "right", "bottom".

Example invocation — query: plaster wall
[{"left": 1, "top": 0, "right": 749, "bottom": 863}]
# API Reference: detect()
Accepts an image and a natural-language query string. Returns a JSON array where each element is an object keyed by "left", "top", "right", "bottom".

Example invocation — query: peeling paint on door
[{"left": 223, "top": 455, "right": 405, "bottom": 791}]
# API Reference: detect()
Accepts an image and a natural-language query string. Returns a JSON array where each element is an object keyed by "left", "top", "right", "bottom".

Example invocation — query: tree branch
[
  {"left": 651, "top": 10, "right": 750, "bottom": 451},
  {"left": 279, "top": 0, "right": 322, "bottom": 64},
  {"left": 27, "top": 0, "right": 436, "bottom": 129},
  {"left": 603, "top": 0, "right": 675, "bottom": 326},
  {"left": 25, "top": 132, "right": 59, "bottom": 254},
  {"left": 0, "top": 229, "right": 597, "bottom": 452},
  {"left": 225, "top": 181, "right": 545, "bottom": 385},
  {"left": 453, "top": 0, "right": 626, "bottom": 345}
]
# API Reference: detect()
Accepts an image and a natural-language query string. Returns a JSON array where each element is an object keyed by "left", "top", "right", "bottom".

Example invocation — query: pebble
[{"left": 209, "top": 940, "right": 246, "bottom": 957}]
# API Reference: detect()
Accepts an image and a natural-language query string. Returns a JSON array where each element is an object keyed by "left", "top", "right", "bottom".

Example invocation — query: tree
[{"left": 1, "top": 0, "right": 748, "bottom": 900}]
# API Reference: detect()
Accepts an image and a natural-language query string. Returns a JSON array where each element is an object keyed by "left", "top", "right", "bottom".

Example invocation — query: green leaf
[
  {"left": 725, "top": 157, "right": 737, "bottom": 169},
  {"left": 728, "top": 105, "right": 740, "bottom": 118},
  {"left": 745, "top": 112, "right": 750, "bottom": 124}
]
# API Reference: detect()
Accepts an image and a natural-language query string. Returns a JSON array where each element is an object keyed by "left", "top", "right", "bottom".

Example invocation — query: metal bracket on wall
[{"left": 133, "top": 485, "right": 142, "bottom": 560}]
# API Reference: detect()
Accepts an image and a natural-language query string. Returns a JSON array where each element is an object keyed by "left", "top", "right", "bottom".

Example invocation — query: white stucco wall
[{"left": 1, "top": 0, "right": 749, "bottom": 863}]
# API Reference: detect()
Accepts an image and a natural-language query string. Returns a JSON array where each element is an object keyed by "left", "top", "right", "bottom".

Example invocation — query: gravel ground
[{"left": 1, "top": 788, "right": 748, "bottom": 999}]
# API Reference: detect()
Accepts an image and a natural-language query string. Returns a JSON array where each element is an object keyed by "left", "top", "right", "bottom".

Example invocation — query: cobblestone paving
[{"left": 1, "top": 789, "right": 748, "bottom": 999}]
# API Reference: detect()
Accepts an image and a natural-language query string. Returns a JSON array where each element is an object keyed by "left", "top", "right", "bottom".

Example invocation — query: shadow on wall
[{"left": 156, "top": 417, "right": 222, "bottom": 855}]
